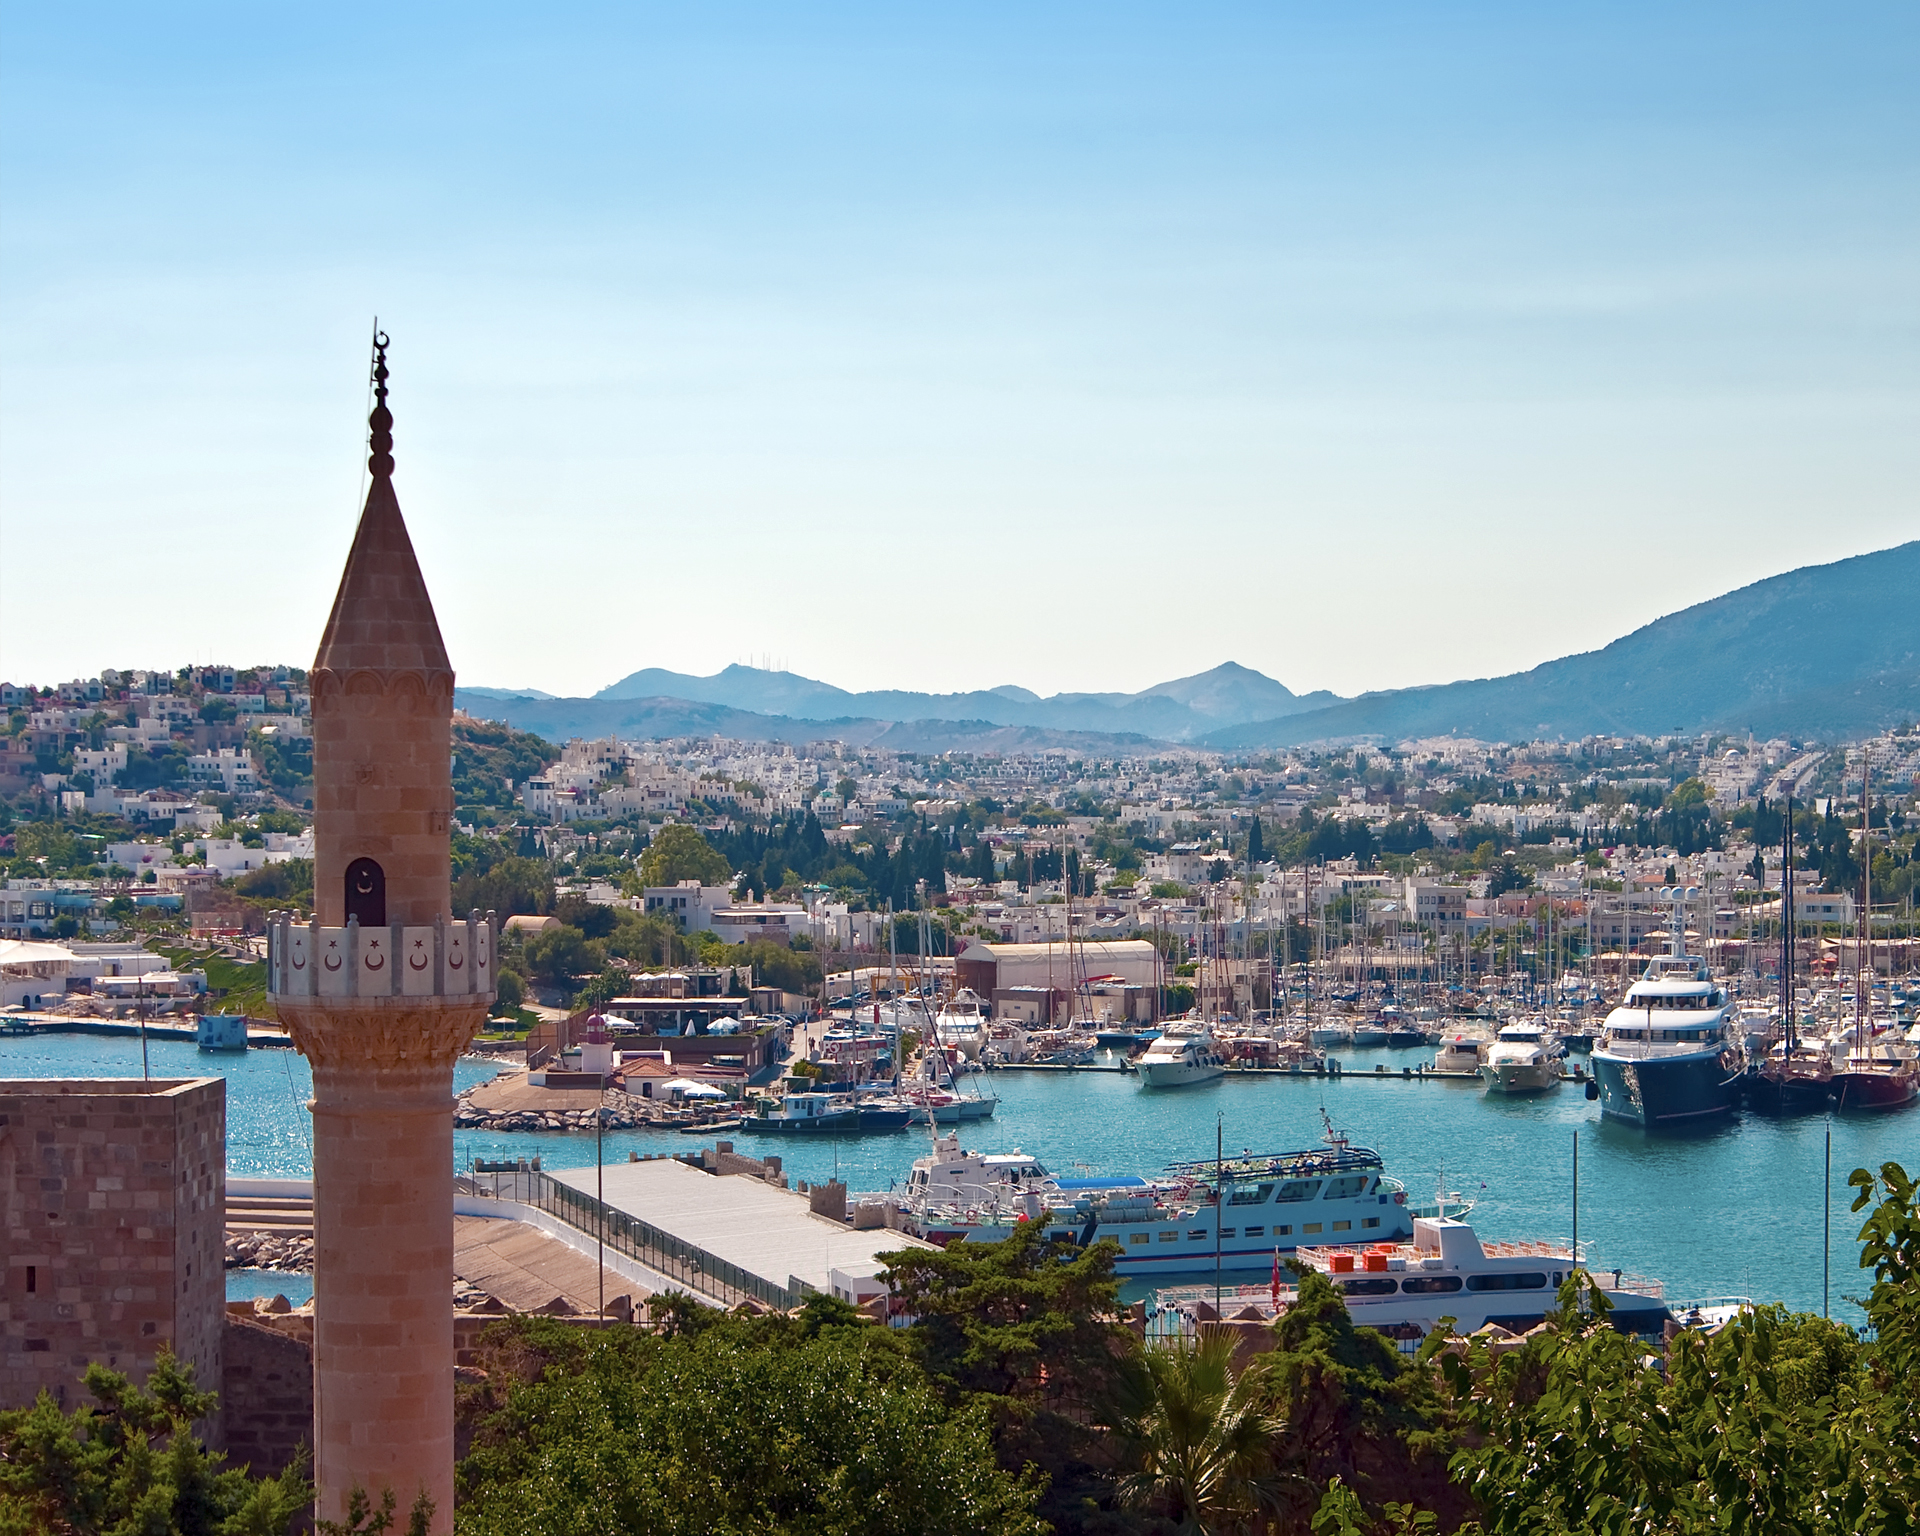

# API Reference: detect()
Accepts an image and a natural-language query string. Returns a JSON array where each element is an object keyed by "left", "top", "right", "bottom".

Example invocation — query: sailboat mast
[
  {"left": 1857, "top": 748, "right": 1870, "bottom": 1048},
  {"left": 1782, "top": 795, "right": 1795, "bottom": 1055}
]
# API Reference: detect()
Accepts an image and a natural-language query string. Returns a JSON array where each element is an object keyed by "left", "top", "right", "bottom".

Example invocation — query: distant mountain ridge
[
  {"left": 446, "top": 691, "right": 1164, "bottom": 754},
  {"left": 1200, "top": 541, "right": 1920, "bottom": 750},
  {"left": 590, "top": 659, "right": 1340, "bottom": 740},
  {"left": 457, "top": 543, "right": 1918, "bottom": 751}
]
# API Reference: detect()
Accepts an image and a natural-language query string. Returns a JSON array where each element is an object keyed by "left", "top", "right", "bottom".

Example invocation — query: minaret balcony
[{"left": 266, "top": 910, "right": 497, "bottom": 1001}]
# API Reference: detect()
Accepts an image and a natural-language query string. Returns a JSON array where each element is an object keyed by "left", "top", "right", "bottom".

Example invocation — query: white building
[
  {"left": 1403, "top": 878, "right": 1468, "bottom": 936},
  {"left": 642, "top": 882, "right": 735, "bottom": 934},
  {"left": 186, "top": 749, "right": 260, "bottom": 795}
]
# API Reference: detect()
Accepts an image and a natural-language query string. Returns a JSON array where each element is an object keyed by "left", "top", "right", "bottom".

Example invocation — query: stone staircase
[{"left": 226, "top": 1191, "right": 314, "bottom": 1237}]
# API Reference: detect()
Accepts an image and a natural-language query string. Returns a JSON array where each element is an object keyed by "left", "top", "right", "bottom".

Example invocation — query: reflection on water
[{"left": 3, "top": 1034, "right": 1900, "bottom": 1324}]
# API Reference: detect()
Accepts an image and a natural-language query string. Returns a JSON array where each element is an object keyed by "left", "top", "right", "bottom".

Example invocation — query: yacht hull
[
  {"left": 1743, "top": 1070, "right": 1832, "bottom": 1114},
  {"left": 1137, "top": 1061, "right": 1226, "bottom": 1088},
  {"left": 1831, "top": 1069, "right": 1919, "bottom": 1111},
  {"left": 1480, "top": 1060, "right": 1558, "bottom": 1094},
  {"left": 1591, "top": 1047, "right": 1742, "bottom": 1127}
]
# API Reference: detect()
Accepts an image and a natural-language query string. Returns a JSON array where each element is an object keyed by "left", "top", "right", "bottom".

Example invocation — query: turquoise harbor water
[{"left": 5, "top": 1033, "right": 1909, "bottom": 1325}]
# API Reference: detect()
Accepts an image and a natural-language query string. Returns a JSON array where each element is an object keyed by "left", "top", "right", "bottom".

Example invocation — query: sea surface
[{"left": 4, "top": 1033, "right": 1909, "bottom": 1324}]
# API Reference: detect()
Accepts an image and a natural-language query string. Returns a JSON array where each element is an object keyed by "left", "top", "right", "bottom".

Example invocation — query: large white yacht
[
  {"left": 1136, "top": 1026, "right": 1227, "bottom": 1087},
  {"left": 1591, "top": 910, "right": 1743, "bottom": 1127}
]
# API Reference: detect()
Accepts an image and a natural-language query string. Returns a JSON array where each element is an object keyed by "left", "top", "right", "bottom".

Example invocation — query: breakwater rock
[
  {"left": 454, "top": 1084, "right": 650, "bottom": 1133},
  {"left": 225, "top": 1232, "right": 314, "bottom": 1273}
]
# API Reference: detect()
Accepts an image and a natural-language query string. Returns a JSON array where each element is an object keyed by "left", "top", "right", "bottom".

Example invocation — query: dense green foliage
[
  {"left": 0, "top": 1351, "right": 309, "bottom": 1536},
  {"left": 711, "top": 811, "right": 967, "bottom": 909},
  {"left": 636, "top": 823, "right": 733, "bottom": 889},
  {"left": 450, "top": 719, "right": 560, "bottom": 818},
  {"left": 455, "top": 1304, "right": 1045, "bottom": 1536},
  {"left": 1437, "top": 1160, "right": 1919, "bottom": 1536}
]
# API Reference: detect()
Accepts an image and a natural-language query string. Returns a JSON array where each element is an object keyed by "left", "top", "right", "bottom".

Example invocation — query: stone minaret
[{"left": 269, "top": 334, "right": 492, "bottom": 1531}]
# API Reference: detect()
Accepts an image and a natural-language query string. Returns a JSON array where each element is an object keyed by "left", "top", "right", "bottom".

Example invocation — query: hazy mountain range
[{"left": 457, "top": 542, "right": 1918, "bottom": 751}]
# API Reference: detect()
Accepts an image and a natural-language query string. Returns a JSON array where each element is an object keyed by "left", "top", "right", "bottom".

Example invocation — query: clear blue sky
[{"left": 2, "top": 4, "right": 1913, "bottom": 701}]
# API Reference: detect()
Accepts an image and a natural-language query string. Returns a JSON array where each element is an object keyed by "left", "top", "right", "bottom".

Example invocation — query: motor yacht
[
  {"left": 1433, "top": 1023, "right": 1493, "bottom": 1074},
  {"left": 1350, "top": 1018, "right": 1391, "bottom": 1047},
  {"left": 1590, "top": 916, "right": 1744, "bottom": 1127},
  {"left": 1136, "top": 1027, "right": 1227, "bottom": 1087},
  {"left": 933, "top": 988, "right": 990, "bottom": 1053},
  {"left": 1479, "top": 1021, "right": 1561, "bottom": 1095}
]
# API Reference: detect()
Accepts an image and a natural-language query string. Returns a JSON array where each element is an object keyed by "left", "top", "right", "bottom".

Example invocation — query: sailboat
[
  {"left": 1830, "top": 751, "right": 1918, "bottom": 1112},
  {"left": 1751, "top": 794, "right": 1834, "bottom": 1112}
]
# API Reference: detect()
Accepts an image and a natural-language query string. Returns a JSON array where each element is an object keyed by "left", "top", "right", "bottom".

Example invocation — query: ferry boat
[
  {"left": 1151, "top": 1214, "right": 1676, "bottom": 1343},
  {"left": 902, "top": 1130, "right": 1472, "bottom": 1277},
  {"left": 1589, "top": 915, "right": 1744, "bottom": 1127},
  {"left": 1136, "top": 1027, "right": 1227, "bottom": 1088}
]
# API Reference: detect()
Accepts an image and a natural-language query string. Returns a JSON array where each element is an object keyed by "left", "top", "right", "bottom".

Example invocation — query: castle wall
[{"left": 0, "top": 1078, "right": 225, "bottom": 1430}]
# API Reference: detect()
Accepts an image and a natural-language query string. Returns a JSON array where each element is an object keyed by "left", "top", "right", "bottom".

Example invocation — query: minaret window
[{"left": 346, "top": 858, "right": 386, "bottom": 926}]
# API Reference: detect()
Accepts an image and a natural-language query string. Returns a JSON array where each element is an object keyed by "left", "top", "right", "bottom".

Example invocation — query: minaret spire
[
  {"left": 369, "top": 326, "right": 396, "bottom": 479},
  {"left": 314, "top": 329, "right": 451, "bottom": 677}
]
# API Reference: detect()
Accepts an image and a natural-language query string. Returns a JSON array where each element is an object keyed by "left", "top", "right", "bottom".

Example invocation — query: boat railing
[{"left": 1165, "top": 1145, "right": 1386, "bottom": 1180}]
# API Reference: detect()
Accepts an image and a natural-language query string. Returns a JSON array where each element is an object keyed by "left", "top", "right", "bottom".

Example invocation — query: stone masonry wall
[
  {"left": 221, "top": 1314, "right": 314, "bottom": 1480},
  {"left": 0, "top": 1078, "right": 226, "bottom": 1431}
]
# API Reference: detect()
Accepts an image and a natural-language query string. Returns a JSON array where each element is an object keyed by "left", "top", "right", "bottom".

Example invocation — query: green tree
[
  {"left": 490, "top": 968, "right": 526, "bottom": 1015},
  {"left": 1260, "top": 1270, "right": 1457, "bottom": 1528},
  {"left": 637, "top": 825, "right": 732, "bottom": 889},
  {"left": 880, "top": 1217, "right": 1137, "bottom": 1530},
  {"left": 451, "top": 855, "right": 553, "bottom": 918},
  {"left": 1112, "top": 1329, "right": 1281, "bottom": 1534},
  {"left": 0, "top": 1351, "right": 309, "bottom": 1536},
  {"left": 1440, "top": 1160, "right": 1920, "bottom": 1536},
  {"left": 521, "top": 925, "right": 600, "bottom": 986},
  {"left": 455, "top": 1313, "right": 1045, "bottom": 1536}
]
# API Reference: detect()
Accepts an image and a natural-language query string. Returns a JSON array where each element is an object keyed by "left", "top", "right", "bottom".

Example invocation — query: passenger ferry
[
  {"left": 899, "top": 1129, "right": 1472, "bottom": 1276},
  {"left": 1590, "top": 915, "right": 1743, "bottom": 1127},
  {"left": 1151, "top": 1214, "right": 1678, "bottom": 1342}
]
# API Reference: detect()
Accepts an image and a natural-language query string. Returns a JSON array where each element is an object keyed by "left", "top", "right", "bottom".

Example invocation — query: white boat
[
  {"left": 1308, "top": 1021, "right": 1353, "bottom": 1048},
  {"left": 1434, "top": 1023, "right": 1493, "bottom": 1073},
  {"left": 1590, "top": 937, "right": 1745, "bottom": 1127},
  {"left": 1350, "top": 1018, "right": 1391, "bottom": 1047},
  {"left": 910, "top": 1131, "right": 1473, "bottom": 1276},
  {"left": 897, "top": 1134, "right": 1056, "bottom": 1206},
  {"left": 1479, "top": 1021, "right": 1561, "bottom": 1094},
  {"left": 1136, "top": 1028, "right": 1227, "bottom": 1087},
  {"left": 1151, "top": 1214, "right": 1675, "bottom": 1343},
  {"left": 933, "top": 988, "right": 990, "bottom": 1053}
]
